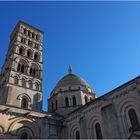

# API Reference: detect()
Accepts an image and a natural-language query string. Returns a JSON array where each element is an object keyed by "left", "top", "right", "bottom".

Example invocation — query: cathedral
[{"left": 0, "top": 21, "right": 140, "bottom": 139}]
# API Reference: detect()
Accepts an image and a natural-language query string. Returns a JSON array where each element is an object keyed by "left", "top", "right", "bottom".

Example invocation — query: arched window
[
  {"left": 76, "top": 130, "right": 80, "bottom": 139},
  {"left": 17, "top": 63, "right": 27, "bottom": 74},
  {"left": 34, "top": 43, "right": 37, "bottom": 49},
  {"left": 34, "top": 43, "right": 39, "bottom": 49},
  {"left": 35, "top": 82, "right": 39, "bottom": 91},
  {"left": 21, "top": 78, "right": 26, "bottom": 87},
  {"left": 27, "top": 50, "right": 31, "bottom": 58},
  {"left": 21, "top": 38, "right": 26, "bottom": 43},
  {"left": 30, "top": 68, "right": 37, "bottom": 77},
  {"left": 90, "top": 97, "right": 92, "bottom": 101},
  {"left": 20, "top": 132, "right": 28, "bottom": 139},
  {"left": 95, "top": 123, "right": 102, "bottom": 139},
  {"left": 128, "top": 108, "right": 140, "bottom": 131},
  {"left": 34, "top": 53, "right": 38, "bottom": 60},
  {"left": 21, "top": 97, "right": 28, "bottom": 108},
  {"left": 33, "top": 69, "right": 36, "bottom": 75},
  {"left": 52, "top": 102, "right": 54, "bottom": 112},
  {"left": 28, "top": 40, "right": 30, "bottom": 45},
  {"left": 17, "top": 64, "right": 21, "bottom": 72},
  {"left": 21, "top": 37, "right": 24, "bottom": 43},
  {"left": 85, "top": 96, "right": 88, "bottom": 104},
  {"left": 23, "top": 29, "right": 26, "bottom": 35},
  {"left": 28, "top": 80, "right": 33, "bottom": 89},
  {"left": 30, "top": 68, "right": 33, "bottom": 75},
  {"left": 72, "top": 96, "right": 76, "bottom": 106},
  {"left": 55, "top": 100, "right": 57, "bottom": 110},
  {"left": 21, "top": 65, "right": 24, "bottom": 73},
  {"left": 30, "top": 63, "right": 39, "bottom": 78},
  {"left": 14, "top": 76, "right": 18, "bottom": 84},
  {"left": 32, "top": 33, "right": 34, "bottom": 38},
  {"left": 36, "top": 34, "right": 39, "bottom": 40},
  {"left": 29, "top": 68, "right": 33, "bottom": 75},
  {"left": 28, "top": 31, "right": 31, "bottom": 36},
  {"left": 65, "top": 97, "right": 69, "bottom": 107},
  {"left": 19, "top": 47, "right": 23, "bottom": 55},
  {"left": 34, "top": 43, "right": 37, "bottom": 48}
]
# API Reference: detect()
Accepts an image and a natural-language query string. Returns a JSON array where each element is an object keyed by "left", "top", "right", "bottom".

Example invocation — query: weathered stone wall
[{"left": 63, "top": 76, "right": 140, "bottom": 139}]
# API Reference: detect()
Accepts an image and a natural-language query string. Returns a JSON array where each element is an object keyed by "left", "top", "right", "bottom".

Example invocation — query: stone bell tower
[{"left": 0, "top": 21, "right": 43, "bottom": 111}]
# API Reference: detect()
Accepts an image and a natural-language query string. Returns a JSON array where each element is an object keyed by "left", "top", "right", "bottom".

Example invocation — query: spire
[{"left": 68, "top": 66, "right": 72, "bottom": 74}]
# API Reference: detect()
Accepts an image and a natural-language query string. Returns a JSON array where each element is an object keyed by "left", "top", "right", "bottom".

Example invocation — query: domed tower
[{"left": 48, "top": 67, "right": 96, "bottom": 116}]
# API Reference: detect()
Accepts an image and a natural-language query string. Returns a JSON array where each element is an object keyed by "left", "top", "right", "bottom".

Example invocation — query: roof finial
[{"left": 68, "top": 66, "right": 72, "bottom": 74}]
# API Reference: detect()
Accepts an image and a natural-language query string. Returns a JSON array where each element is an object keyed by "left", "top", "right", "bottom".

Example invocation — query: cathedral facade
[{"left": 0, "top": 21, "right": 140, "bottom": 139}]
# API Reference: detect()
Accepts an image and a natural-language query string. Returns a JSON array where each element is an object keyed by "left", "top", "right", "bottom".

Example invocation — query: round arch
[
  {"left": 14, "top": 57, "right": 29, "bottom": 74},
  {"left": 16, "top": 45, "right": 25, "bottom": 54},
  {"left": 117, "top": 97, "right": 140, "bottom": 138},
  {"left": 8, "top": 118, "right": 41, "bottom": 138},
  {"left": 70, "top": 123, "right": 80, "bottom": 139},
  {"left": 34, "top": 51, "right": 41, "bottom": 61},
  {"left": 26, "top": 49, "right": 33, "bottom": 58},
  {"left": 11, "top": 74, "right": 20, "bottom": 78},
  {"left": 27, "top": 79, "right": 33, "bottom": 89},
  {"left": 34, "top": 81, "right": 40, "bottom": 91},
  {"left": 14, "top": 57, "right": 29, "bottom": 65},
  {"left": 17, "top": 93, "right": 31, "bottom": 102},
  {"left": 29, "top": 63, "right": 41, "bottom": 78},
  {"left": 17, "top": 126, "right": 33, "bottom": 139},
  {"left": 87, "top": 113, "right": 103, "bottom": 139},
  {"left": 29, "top": 62, "right": 41, "bottom": 70}
]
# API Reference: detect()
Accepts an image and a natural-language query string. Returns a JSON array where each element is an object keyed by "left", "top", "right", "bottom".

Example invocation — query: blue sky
[{"left": 0, "top": 1, "right": 140, "bottom": 111}]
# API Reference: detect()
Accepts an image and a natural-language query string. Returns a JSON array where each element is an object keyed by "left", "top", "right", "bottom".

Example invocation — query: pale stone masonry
[
  {"left": 0, "top": 21, "right": 140, "bottom": 139},
  {"left": 0, "top": 21, "right": 43, "bottom": 111}
]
